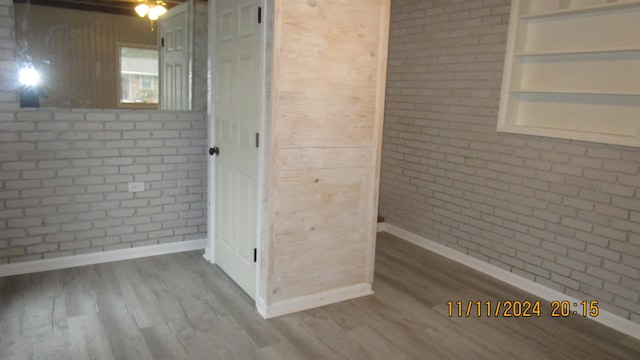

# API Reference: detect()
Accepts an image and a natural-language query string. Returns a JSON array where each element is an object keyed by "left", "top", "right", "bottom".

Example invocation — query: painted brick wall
[
  {"left": 0, "top": 110, "right": 207, "bottom": 264},
  {"left": 0, "top": 0, "right": 18, "bottom": 112},
  {"left": 380, "top": 0, "right": 640, "bottom": 324}
]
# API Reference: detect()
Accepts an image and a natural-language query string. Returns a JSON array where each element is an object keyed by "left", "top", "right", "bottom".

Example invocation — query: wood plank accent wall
[
  {"left": 264, "top": 0, "right": 390, "bottom": 307},
  {"left": 13, "top": 4, "right": 156, "bottom": 109}
]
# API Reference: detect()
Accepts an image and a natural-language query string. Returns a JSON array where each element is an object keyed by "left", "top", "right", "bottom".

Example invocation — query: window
[
  {"left": 121, "top": 75, "right": 131, "bottom": 101},
  {"left": 497, "top": 0, "right": 640, "bottom": 148},
  {"left": 141, "top": 75, "right": 154, "bottom": 90},
  {"left": 118, "top": 45, "right": 159, "bottom": 108}
]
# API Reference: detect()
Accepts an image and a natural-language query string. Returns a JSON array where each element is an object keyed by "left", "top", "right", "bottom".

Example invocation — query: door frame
[{"left": 205, "top": 0, "right": 268, "bottom": 306}]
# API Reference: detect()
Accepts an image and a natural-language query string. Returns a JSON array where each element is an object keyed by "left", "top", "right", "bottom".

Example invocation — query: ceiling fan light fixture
[
  {"left": 135, "top": 3, "right": 149, "bottom": 17},
  {"left": 149, "top": 4, "right": 167, "bottom": 19}
]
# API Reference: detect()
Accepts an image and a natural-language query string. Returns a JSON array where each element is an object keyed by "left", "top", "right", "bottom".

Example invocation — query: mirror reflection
[{"left": 13, "top": 0, "right": 208, "bottom": 111}]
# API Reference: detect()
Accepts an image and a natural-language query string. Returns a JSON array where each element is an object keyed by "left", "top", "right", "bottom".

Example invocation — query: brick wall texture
[
  {"left": 379, "top": 0, "right": 640, "bottom": 324},
  {"left": 0, "top": 110, "right": 208, "bottom": 263},
  {"left": 0, "top": 0, "right": 18, "bottom": 112}
]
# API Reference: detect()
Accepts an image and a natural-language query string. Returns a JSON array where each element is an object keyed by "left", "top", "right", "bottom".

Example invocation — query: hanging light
[
  {"left": 148, "top": 4, "right": 167, "bottom": 20},
  {"left": 135, "top": 3, "right": 149, "bottom": 17},
  {"left": 135, "top": 1, "right": 167, "bottom": 20}
]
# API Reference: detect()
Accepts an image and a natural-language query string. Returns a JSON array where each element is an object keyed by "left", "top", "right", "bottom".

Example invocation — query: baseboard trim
[
  {"left": 257, "top": 283, "right": 373, "bottom": 319},
  {"left": 380, "top": 222, "right": 640, "bottom": 341},
  {"left": 0, "top": 239, "right": 207, "bottom": 278}
]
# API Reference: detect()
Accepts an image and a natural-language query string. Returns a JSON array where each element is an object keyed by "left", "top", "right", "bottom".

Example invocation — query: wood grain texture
[
  {"left": 2, "top": 233, "right": 639, "bottom": 359},
  {"left": 265, "top": 0, "right": 390, "bottom": 306}
]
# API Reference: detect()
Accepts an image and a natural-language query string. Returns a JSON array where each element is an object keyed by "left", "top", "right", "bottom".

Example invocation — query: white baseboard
[
  {"left": 0, "top": 239, "right": 207, "bottom": 278},
  {"left": 380, "top": 223, "right": 640, "bottom": 341},
  {"left": 257, "top": 283, "right": 373, "bottom": 319}
]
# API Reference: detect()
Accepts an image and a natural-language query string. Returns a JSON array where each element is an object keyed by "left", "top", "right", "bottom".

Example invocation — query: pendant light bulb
[
  {"left": 155, "top": 5, "right": 167, "bottom": 17},
  {"left": 135, "top": 3, "right": 149, "bottom": 17},
  {"left": 148, "top": 4, "right": 167, "bottom": 20}
]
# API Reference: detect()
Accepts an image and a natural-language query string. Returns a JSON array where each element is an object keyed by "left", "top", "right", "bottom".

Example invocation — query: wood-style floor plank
[
  {"left": 140, "top": 323, "right": 190, "bottom": 360},
  {"left": 1, "top": 231, "right": 639, "bottom": 359},
  {"left": 67, "top": 314, "right": 114, "bottom": 360}
]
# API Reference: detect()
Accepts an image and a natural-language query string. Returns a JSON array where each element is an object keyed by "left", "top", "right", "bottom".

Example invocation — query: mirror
[{"left": 12, "top": 0, "right": 208, "bottom": 111}]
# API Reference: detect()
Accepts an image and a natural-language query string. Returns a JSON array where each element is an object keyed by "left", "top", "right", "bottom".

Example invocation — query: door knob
[{"left": 209, "top": 146, "right": 219, "bottom": 156}]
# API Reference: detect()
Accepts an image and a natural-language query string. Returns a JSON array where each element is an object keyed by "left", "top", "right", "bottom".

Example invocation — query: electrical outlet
[{"left": 128, "top": 182, "right": 145, "bottom": 192}]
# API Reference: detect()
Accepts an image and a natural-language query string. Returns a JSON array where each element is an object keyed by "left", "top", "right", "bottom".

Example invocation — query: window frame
[{"left": 117, "top": 43, "right": 160, "bottom": 110}]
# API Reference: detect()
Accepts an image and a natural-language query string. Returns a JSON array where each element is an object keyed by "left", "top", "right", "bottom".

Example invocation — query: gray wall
[
  {"left": 0, "top": 0, "right": 207, "bottom": 264},
  {"left": 380, "top": 0, "right": 640, "bottom": 324}
]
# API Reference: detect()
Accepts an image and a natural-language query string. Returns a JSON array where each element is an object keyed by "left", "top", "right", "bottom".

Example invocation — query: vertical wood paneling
[
  {"left": 13, "top": 4, "right": 156, "bottom": 109},
  {"left": 264, "top": 0, "right": 390, "bottom": 305},
  {"left": 192, "top": 1, "right": 209, "bottom": 111}
]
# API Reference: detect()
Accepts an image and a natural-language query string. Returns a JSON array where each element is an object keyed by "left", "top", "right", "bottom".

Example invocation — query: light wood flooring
[{"left": 1, "top": 232, "right": 639, "bottom": 359}]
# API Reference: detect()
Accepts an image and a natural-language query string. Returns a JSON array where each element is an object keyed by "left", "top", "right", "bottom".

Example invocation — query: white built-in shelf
[
  {"left": 521, "top": 0, "right": 640, "bottom": 20},
  {"left": 498, "top": 0, "right": 640, "bottom": 148},
  {"left": 515, "top": 48, "right": 640, "bottom": 57}
]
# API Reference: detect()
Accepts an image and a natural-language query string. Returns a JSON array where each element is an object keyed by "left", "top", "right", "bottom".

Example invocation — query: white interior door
[
  {"left": 214, "top": 0, "right": 263, "bottom": 299},
  {"left": 160, "top": 3, "right": 190, "bottom": 110}
]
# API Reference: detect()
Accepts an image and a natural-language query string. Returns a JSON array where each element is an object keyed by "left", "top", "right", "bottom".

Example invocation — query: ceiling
[{"left": 13, "top": 0, "right": 191, "bottom": 16}]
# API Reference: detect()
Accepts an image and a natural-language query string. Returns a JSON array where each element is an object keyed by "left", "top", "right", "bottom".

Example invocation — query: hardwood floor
[{"left": 1, "top": 232, "right": 639, "bottom": 359}]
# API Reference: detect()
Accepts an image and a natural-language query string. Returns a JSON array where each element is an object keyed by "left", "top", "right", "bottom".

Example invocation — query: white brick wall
[
  {"left": 0, "top": 109, "right": 207, "bottom": 263},
  {"left": 380, "top": 0, "right": 640, "bottom": 324},
  {"left": 0, "top": 0, "right": 18, "bottom": 112}
]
